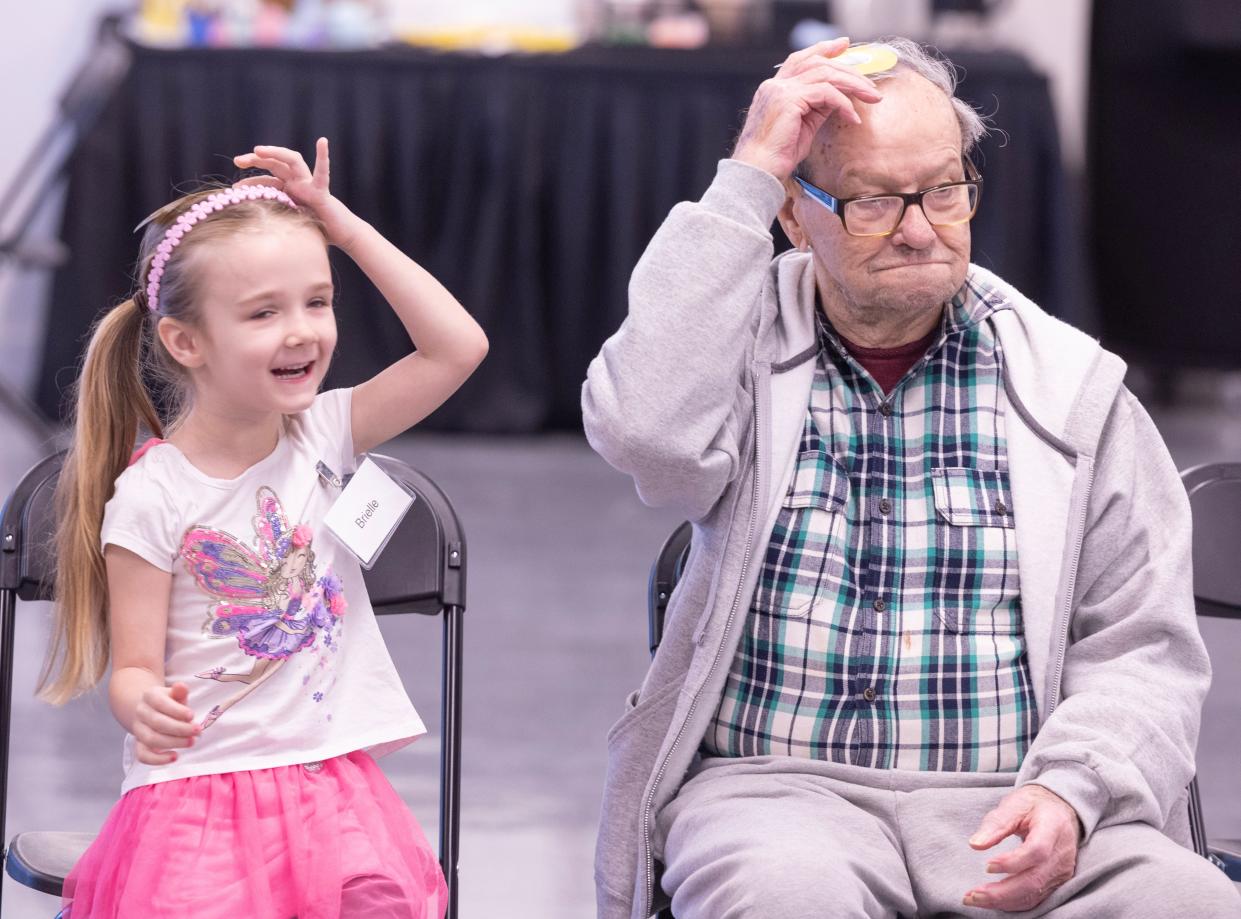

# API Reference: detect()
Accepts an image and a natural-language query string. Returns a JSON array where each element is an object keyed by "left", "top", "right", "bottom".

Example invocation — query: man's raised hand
[{"left": 730, "top": 38, "right": 884, "bottom": 182}]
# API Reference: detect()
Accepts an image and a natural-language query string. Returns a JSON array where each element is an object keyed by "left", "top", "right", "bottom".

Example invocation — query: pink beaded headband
[{"left": 144, "top": 185, "right": 298, "bottom": 314}]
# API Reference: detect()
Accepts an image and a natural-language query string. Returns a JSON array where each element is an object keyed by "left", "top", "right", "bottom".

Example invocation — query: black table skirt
[{"left": 41, "top": 43, "right": 1064, "bottom": 431}]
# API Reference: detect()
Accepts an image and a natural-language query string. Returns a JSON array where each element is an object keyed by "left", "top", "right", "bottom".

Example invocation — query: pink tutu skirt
[{"left": 63, "top": 751, "right": 446, "bottom": 919}]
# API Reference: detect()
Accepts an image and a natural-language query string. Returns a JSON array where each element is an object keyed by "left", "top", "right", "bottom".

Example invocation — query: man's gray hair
[{"left": 876, "top": 37, "right": 988, "bottom": 156}]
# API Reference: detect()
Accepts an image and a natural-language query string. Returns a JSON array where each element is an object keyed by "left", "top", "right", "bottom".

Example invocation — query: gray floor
[{"left": 0, "top": 375, "right": 1239, "bottom": 918}]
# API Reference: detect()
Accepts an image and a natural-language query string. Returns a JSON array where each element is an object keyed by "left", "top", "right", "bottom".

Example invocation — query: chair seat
[
  {"left": 5, "top": 830, "right": 95, "bottom": 896},
  {"left": 1213, "top": 838, "right": 1241, "bottom": 882}
]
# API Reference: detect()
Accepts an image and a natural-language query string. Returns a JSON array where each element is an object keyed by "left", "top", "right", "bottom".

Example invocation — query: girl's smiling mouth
[{"left": 272, "top": 361, "right": 313, "bottom": 380}]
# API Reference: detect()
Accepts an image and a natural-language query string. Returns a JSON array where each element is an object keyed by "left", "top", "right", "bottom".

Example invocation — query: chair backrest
[
  {"left": 0, "top": 451, "right": 62, "bottom": 602},
  {"left": 1180, "top": 462, "right": 1241, "bottom": 863},
  {"left": 364, "top": 454, "right": 466, "bottom": 616},
  {"left": 0, "top": 451, "right": 466, "bottom": 612},
  {"left": 0, "top": 450, "right": 66, "bottom": 911},
  {"left": 647, "top": 521, "right": 691, "bottom": 657},
  {"left": 1181, "top": 462, "right": 1241, "bottom": 619}
]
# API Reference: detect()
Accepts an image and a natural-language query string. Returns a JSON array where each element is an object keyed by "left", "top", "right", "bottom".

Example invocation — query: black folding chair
[
  {"left": 646, "top": 522, "right": 692, "bottom": 661},
  {"left": 1182, "top": 462, "right": 1241, "bottom": 880},
  {"left": 0, "top": 451, "right": 466, "bottom": 918},
  {"left": 645, "top": 522, "right": 690, "bottom": 919}
]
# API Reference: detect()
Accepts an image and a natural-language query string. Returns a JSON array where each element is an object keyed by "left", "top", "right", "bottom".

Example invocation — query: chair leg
[
  {"left": 1188, "top": 777, "right": 1209, "bottom": 859},
  {"left": 440, "top": 606, "right": 464, "bottom": 919},
  {"left": 1, "top": 590, "right": 19, "bottom": 918}
]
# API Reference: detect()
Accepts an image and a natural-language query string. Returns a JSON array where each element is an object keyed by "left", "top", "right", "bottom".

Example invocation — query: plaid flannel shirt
[{"left": 704, "top": 277, "right": 1038, "bottom": 772}]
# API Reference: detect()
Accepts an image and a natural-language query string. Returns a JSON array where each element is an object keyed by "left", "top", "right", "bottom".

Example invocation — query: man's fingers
[
  {"left": 791, "top": 58, "right": 885, "bottom": 102},
  {"left": 799, "top": 83, "right": 864, "bottom": 125},
  {"left": 967, "top": 793, "right": 1079, "bottom": 911},
  {"left": 983, "top": 828, "right": 1053, "bottom": 876},
  {"left": 775, "top": 37, "right": 851, "bottom": 77},
  {"left": 970, "top": 799, "right": 1025, "bottom": 850},
  {"left": 964, "top": 868, "right": 1058, "bottom": 913},
  {"left": 763, "top": 78, "right": 862, "bottom": 125}
]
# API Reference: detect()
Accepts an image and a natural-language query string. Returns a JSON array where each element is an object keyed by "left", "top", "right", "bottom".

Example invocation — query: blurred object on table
[
  {"left": 777, "top": 0, "right": 838, "bottom": 49},
  {"left": 927, "top": 0, "right": 1009, "bottom": 48},
  {"left": 694, "top": 0, "right": 771, "bottom": 45},
  {"left": 646, "top": 13, "right": 710, "bottom": 49},
  {"left": 130, "top": 0, "right": 390, "bottom": 48},
  {"left": 589, "top": 0, "right": 780, "bottom": 48},
  {"left": 397, "top": 25, "right": 577, "bottom": 53},
  {"left": 596, "top": 0, "right": 653, "bottom": 44},
  {"left": 831, "top": 0, "right": 929, "bottom": 41}
]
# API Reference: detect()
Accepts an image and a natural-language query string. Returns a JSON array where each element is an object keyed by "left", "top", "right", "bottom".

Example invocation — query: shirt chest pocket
[
  {"left": 930, "top": 466, "right": 1022, "bottom": 635},
  {"left": 751, "top": 454, "right": 850, "bottom": 621}
]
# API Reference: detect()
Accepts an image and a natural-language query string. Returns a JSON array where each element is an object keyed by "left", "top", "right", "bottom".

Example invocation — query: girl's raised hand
[
  {"left": 233, "top": 138, "right": 358, "bottom": 248},
  {"left": 233, "top": 136, "right": 487, "bottom": 451},
  {"left": 132, "top": 681, "right": 200, "bottom": 766}
]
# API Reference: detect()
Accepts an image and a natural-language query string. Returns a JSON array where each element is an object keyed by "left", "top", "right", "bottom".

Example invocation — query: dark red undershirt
[{"left": 836, "top": 325, "right": 940, "bottom": 395}]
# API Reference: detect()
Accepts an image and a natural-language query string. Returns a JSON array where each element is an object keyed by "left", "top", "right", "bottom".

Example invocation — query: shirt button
[
  {"left": 862, "top": 687, "right": 877, "bottom": 702},
  {"left": 878, "top": 402, "right": 893, "bottom": 417},
  {"left": 994, "top": 499, "right": 1008, "bottom": 515},
  {"left": 872, "top": 598, "right": 887, "bottom": 612},
  {"left": 878, "top": 498, "right": 893, "bottom": 515}
]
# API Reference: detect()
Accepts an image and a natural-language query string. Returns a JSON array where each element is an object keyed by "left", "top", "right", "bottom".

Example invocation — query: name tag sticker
[{"left": 322, "top": 457, "right": 415, "bottom": 569}]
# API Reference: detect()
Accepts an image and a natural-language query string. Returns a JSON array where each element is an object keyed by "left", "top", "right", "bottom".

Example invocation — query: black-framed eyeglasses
[{"left": 793, "top": 157, "right": 983, "bottom": 238}]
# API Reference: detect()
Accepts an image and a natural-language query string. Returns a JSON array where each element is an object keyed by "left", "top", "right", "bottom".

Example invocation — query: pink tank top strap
[{"left": 129, "top": 438, "right": 167, "bottom": 467}]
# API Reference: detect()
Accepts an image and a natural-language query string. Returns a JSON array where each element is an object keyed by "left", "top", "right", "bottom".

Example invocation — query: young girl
[{"left": 41, "top": 138, "right": 488, "bottom": 918}]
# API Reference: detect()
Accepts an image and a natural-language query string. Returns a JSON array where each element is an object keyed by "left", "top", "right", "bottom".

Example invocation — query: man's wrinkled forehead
[{"left": 804, "top": 72, "right": 962, "bottom": 179}]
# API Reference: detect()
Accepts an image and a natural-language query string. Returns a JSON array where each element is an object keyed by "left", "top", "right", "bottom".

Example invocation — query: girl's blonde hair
[{"left": 40, "top": 187, "right": 326, "bottom": 703}]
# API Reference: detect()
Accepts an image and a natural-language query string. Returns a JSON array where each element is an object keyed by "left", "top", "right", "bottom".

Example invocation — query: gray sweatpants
[{"left": 655, "top": 757, "right": 1241, "bottom": 919}]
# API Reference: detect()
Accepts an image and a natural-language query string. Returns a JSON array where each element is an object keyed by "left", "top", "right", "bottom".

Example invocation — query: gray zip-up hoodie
[{"left": 582, "top": 161, "right": 1210, "bottom": 919}]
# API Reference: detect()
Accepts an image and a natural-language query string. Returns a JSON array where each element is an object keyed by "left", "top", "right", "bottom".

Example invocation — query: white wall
[
  {"left": 0, "top": 1, "right": 131, "bottom": 395},
  {"left": 986, "top": 0, "right": 1091, "bottom": 169},
  {"left": 0, "top": 0, "right": 131, "bottom": 199}
]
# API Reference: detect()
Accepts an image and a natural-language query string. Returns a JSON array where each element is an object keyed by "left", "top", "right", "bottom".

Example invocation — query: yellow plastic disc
[{"left": 832, "top": 43, "right": 899, "bottom": 76}]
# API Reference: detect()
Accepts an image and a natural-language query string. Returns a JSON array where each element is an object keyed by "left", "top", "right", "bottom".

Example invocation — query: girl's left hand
[{"left": 233, "top": 138, "right": 359, "bottom": 249}]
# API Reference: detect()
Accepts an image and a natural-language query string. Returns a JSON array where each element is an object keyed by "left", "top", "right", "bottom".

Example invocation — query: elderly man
[{"left": 582, "top": 37, "right": 1240, "bottom": 919}]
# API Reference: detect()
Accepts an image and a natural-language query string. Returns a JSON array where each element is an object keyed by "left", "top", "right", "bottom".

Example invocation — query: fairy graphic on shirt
[{"left": 179, "top": 486, "right": 348, "bottom": 730}]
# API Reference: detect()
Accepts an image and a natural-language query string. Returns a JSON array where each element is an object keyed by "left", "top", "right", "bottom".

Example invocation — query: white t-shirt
[{"left": 101, "top": 388, "right": 426, "bottom": 793}]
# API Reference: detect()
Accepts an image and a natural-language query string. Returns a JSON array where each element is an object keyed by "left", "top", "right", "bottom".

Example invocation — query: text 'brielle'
[{"left": 354, "top": 500, "right": 380, "bottom": 529}]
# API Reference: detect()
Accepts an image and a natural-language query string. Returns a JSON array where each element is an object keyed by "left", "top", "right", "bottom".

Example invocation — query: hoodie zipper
[
  {"left": 1043, "top": 459, "right": 1094, "bottom": 719},
  {"left": 639, "top": 365, "right": 765, "bottom": 917}
]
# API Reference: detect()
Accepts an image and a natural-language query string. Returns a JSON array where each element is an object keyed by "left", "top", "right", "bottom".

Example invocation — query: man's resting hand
[{"left": 964, "top": 784, "right": 1083, "bottom": 912}]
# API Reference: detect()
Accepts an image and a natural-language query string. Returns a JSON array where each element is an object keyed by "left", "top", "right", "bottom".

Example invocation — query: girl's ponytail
[{"left": 39, "top": 298, "right": 163, "bottom": 704}]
